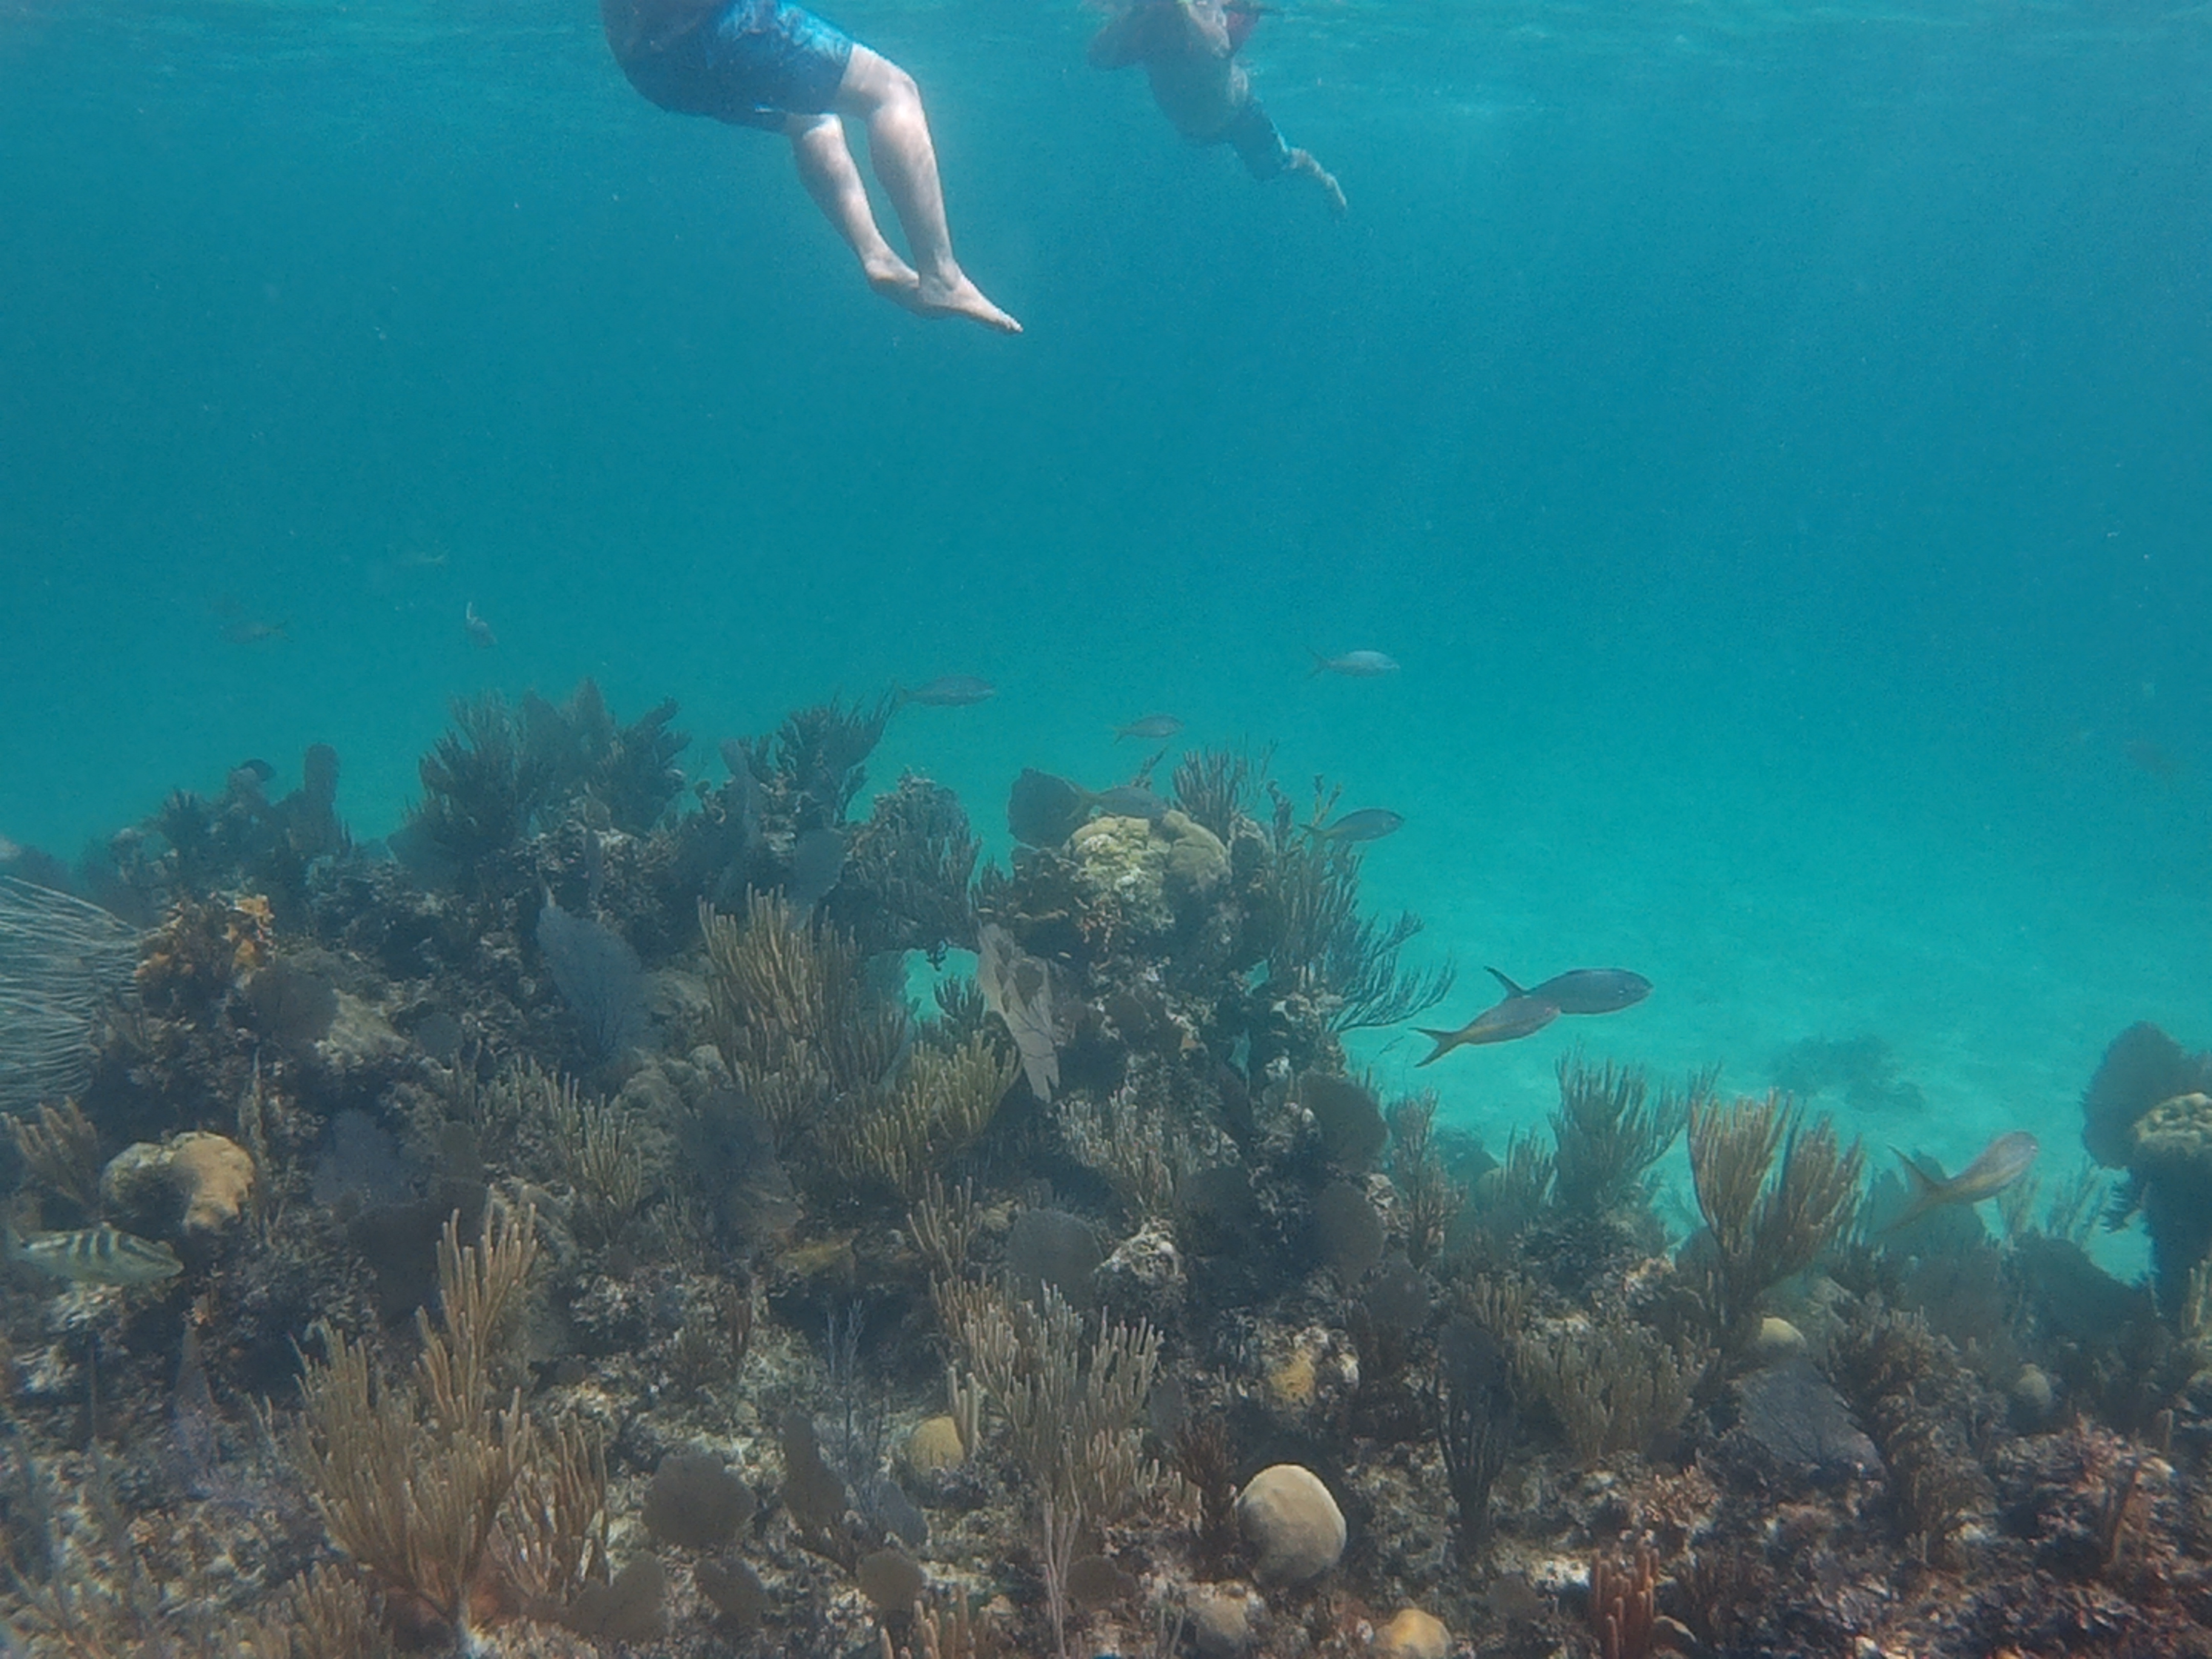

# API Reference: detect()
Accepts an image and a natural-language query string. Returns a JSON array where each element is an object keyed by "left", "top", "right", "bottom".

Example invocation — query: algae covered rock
[
  {"left": 1068, "top": 810, "right": 1228, "bottom": 941},
  {"left": 101, "top": 1132, "right": 256, "bottom": 1235},
  {"left": 1236, "top": 1462, "right": 1346, "bottom": 1585}
]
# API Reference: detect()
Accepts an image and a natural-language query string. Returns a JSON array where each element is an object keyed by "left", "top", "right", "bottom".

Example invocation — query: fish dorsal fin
[{"left": 1486, "top": 966, "right": 1529, "bottom": 998}]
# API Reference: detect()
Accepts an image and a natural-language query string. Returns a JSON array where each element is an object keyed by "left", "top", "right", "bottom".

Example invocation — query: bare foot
[
  {"left": 917, "top": 268, "right": 1022, "bottom": 334},
  {"left": 863, "top": 250, "right": 929, "bottom": 313}
]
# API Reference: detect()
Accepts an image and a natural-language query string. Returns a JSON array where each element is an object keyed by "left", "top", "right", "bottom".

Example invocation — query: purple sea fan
[{"left": 537, "top": 897, "right": 647, "bottom": 1059}]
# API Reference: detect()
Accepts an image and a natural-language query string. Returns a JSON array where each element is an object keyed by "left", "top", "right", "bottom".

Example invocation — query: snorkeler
[
  {"left": 601, "top": 0, "right": 1020, "bottom": 332},
  {"left": 1087, "top": 0, "right": 1346, "bottom": 216}
]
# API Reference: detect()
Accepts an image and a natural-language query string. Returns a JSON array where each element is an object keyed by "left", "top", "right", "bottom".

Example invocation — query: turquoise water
[{"left": 3, "top": 0, "right": 2207, "bottom": 1255}]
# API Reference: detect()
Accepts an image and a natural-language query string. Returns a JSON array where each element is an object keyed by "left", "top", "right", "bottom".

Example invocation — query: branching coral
[
  {"left": 238, "top": 1563, "right": 397, "bottom": 1659},
  {"left": 826, "top": 772, "right": 982, "bottom": 961},
  {"left": 1549, "top": 1053, "right": 1712, "bottom": 1219},
  {"left": 765, "top": 691, "right": 898, "bottom": 821},
  {"left": 1434, "top": 1316, "right": 1516, "bottom": 1555},
  {"left": 1171, "top": 745, "right": 1269, "bottom": 843},
  {"left": 409, "top": 692, "right": 555, "bottom": 867},
  {"left": 1589, "top": 1535, "right": 1678, "bottom": 1659},
  {"left": 279, "top": 1203, "right": 599, "bottom": 1640},
  {"left": 1259, "top": 810, "right": 1454, "bottom": 1032},
  {"left": 1829, "top": 1303, "right": 1995, "bottom": 1565},
  {"left": 1387, "top": 1092, "right": 1463, "bottom": 1267},
  {"left": 8, "top": 1097, "right": 104, "bottom": 1217},
  {"left": 547, "top": 1080, "right": 652, "bottom": 1247},
  {"left": 1687, "top": 1092, "right": 1864, "bottom": 1363},
  {"left": 519, "top": 678, "right": 689, "bottom": 834},
  {"left": 1519, "top": 1315, "right": 1703, "bottom": 1464},
  {"left": 701, "top": 890, "right": 905, "bottom": 1145},
  {"left": 935, "top": 1279, "right": 1161, "bottom": 1523},
  {"left": 857, "top": 1032, "right": 1016, "bottom": 1197}
]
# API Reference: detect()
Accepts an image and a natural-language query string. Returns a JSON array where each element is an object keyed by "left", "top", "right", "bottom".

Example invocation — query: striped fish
[{"left": 9, "top": 1225, "right": 182, "bottom": 1287}]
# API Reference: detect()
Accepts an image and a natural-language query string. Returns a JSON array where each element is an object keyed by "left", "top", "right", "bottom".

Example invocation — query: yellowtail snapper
[
  {"left": 1883, "top": 1132, "right": 2040, "bottom": 1232},
  {"left": 1115, "top": 713, "right": 1184, "bottom": 742}
]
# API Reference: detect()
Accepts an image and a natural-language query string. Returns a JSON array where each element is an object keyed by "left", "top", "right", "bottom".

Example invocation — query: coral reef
[{"left": 0, "top": 688, "right": 2206, "bottom": 1659}]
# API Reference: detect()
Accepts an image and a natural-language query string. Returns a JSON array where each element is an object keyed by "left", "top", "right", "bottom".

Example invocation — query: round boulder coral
[
  {"left": 101, "top": 1132, "right": 256, "bottom": 1235},
  {"left": 1068, "top": 810, "right": 1228, "bottom": 942},
  {"left": 1236, "top": 1462, "right": 1346, "bottom": 1585},
  {"left": 1376, "top": 1608, "right": 1451, "bottom": 1659}
]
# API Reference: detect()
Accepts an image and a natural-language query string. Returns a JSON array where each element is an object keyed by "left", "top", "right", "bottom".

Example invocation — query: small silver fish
[
  {"left": 1320, "top": 807, "right": 1405, "bottom": 843},
  {"left": 898, "top": 675, "right": 995, "bottom": 708},
  {"left": 1115, "top": 714, "right": 1184, "bottom": 742},
  {"left": 10, "top": 1225, "right": 183, "bottom": 1287},
  {"left": 464, "top": 602, "right": 498, "bottom": 648},
  {"left": 1883, "top": 1132, "right": 2040, "bottom": 1232},
  {"left": 1309, "top": 648, "right": 1400, "bottom": 678}
]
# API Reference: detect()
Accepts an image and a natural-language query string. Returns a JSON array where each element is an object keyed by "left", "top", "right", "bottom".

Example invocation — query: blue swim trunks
[{"left": 605, "top": 0, "right": 856, "bottom": 132}]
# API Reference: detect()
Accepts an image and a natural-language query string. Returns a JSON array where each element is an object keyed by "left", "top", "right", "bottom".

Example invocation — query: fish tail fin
[
  {"left": 1879, "top": 1147, "right": 1945, "bottom": 1232},
  {"left": 1413, "top": 1028, "right": 1458, "bottom": 1067},
  {"left": 1305, "top": 645, "right": 1327, "bottom": 679},
  {"left": 1486, "top": 966, "right": 1529, "bottom": 998}
]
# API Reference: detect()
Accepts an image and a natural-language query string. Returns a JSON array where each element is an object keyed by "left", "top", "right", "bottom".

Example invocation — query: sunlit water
[{"left": 4, "top": 0, "right": 2208, "bottom": 1268}]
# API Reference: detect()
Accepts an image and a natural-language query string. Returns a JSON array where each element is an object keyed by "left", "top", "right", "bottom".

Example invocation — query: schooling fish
[
  {"left": 1309, "top": 648, "right": 1400, "bottom": 678},
  {"left": 898, "top": 675, "right": 996, "bottom": 708},
  {"left": 9, "top": 1225, "right": 183, "bottom": 1288},
  {"left": 1320, "top": 808, "right": 1405, "bottom": 843},
  {"left": 1413, "top": 995, "right": 1562, "bottom": 1065},
  {"left": 464, "top": 602, "right": 498, "bottom": 649},
  {"left": 1115, "top": 714, "right": 1184, "bottom": 742},
  {"left": 1487, "top": 967, "right": 1652, "bottom": 1016},
  {"left": 1883, "top": 1132, "right": 2040, "bottom": 1233}
]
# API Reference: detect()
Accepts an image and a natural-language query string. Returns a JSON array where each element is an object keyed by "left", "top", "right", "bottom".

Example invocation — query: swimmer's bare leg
[
  {"left": 832, "top": 46, "right": 1021, "bottom": 333},
  {"left": 1287, "top": 147, "right": 1348, "bottom": 217},
  {"left": 786, "top": 113, "right": 925, "bottom": 306}
]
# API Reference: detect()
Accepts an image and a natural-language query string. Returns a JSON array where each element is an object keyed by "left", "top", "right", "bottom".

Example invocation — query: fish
[
  {"left": 1882, "top": 1132, "right": 2040, "bottom": 1233},
  {"left": 897, "top": 675, "right": 995, "bottom": 708},
  {"left": 1085, "top": 784, "right": 1170, "bottom": 820},
  {"left": 9, "top": 1225, "right": 183, "bottom": 1287},
  {"left": 1115, "top": 714, "right": 1184, "bottom": 742},
  {"left": 1309, "top": 648, "right": 1400, "bottom": 678},
  {"left": 464, "top": 602, "right": 498, "bottom": 648},
  {"left": 1487, "top": 967, "right": 1651, "bottom": 1016},
  {"left": 1413, "top": 995, "right": 1562, "bottom": 1064},
  {"left": 223, "top": 619, "right": 290, "bottom": 645},
  {"left": 1319, "top": 808, "right": 1405, "bottom": 843}
]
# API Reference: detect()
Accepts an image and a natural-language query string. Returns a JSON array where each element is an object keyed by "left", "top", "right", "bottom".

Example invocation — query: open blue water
[{"left": 3, "top": 0, "right": 2207, "bottom": 1262}]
